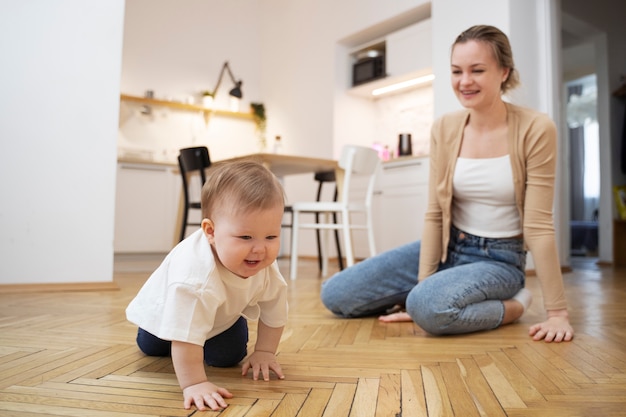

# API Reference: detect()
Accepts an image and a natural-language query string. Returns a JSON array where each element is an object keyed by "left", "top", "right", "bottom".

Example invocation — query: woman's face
[{"left": 450, "top": 40, "right": 510, "bottom": 111}]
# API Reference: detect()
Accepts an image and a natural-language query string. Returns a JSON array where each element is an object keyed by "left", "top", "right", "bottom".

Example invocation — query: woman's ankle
[
  {"left": 502, "top": 299, "right": 524, "bottom": 324},
  {"left": 502, "top": 288, "right": 532, "bottom": 325}
]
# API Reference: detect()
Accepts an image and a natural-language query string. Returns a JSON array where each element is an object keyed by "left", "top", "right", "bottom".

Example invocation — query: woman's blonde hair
[
  {"left": 201, "top": 160, "right": 285, "bottom": 219},
  {"left": 452, "top": 25, "right": 520, "bottom": 93}
]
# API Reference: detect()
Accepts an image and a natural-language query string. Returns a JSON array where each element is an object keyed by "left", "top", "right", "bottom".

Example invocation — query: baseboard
[
  {"left": 0, "top": 281, "right": 120, "bottom": 294},
  {"left": 114, "top": 252, "right": 167, "bottom": 273},
  {"left": 525, "top": 266, "right": 573, "bottom": 277}
]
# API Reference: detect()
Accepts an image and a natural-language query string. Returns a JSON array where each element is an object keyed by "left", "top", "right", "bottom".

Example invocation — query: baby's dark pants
[{"left": 136, "top": 316, "right": 248, "bottom": 367}]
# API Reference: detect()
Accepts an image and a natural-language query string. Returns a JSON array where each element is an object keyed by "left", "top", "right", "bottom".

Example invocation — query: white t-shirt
[
  {"left": 126, "top": 229, "right": 289, "bottom": 346},
  {"left": 452, "top": 155, "right": 522, "bottom": 238}
]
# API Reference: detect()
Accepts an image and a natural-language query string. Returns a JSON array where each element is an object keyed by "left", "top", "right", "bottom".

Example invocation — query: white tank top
[{"left": 452, "top": 155, "right": 522, "bottom": 238}]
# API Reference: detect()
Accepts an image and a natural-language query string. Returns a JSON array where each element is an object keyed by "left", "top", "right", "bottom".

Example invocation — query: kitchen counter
[
  {"left": 118, "top": 157, "right": 177, "bottom": 167},
  {"left": 381, "top": 155, "right": 428, "bottom": 168},
  {"left": 117, "top": 152, "right": 429, "bottom": 169}
]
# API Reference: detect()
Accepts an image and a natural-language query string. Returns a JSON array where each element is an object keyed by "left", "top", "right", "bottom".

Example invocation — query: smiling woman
[{"left": 321, "top": 24, "right": 574, "bottom": 344}]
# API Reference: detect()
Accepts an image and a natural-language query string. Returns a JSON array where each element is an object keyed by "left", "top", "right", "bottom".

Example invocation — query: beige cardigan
[{"left": 419, "top": 102, "right": 567, "bottom": 311}]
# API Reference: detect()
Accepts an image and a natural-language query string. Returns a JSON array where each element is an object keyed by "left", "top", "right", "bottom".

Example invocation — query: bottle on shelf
[
  {"left": 273, "top": 135, "right": 283, "bottom": 154},
  {"left": 381, "top": 145, "right": 391, "bottom": 161}
]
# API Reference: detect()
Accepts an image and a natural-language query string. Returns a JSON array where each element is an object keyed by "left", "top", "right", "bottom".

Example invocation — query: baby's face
[{"left": 204, "top": 204, "right": 284, "bottom": 278}]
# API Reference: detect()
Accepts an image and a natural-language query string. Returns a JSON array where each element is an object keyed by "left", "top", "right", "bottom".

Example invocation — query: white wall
[
  {"left": 0, "top": 0, "right": 124, "bottom": 285},
  {"left": 119, "top": 0, "right": 264, "bottom": 162},
  {"left": 119, "top": 0, "right": 430, "bottom": 163}
]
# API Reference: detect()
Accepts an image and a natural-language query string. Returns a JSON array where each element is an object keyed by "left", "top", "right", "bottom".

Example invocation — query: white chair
[
  {"left": 281, "top": 171, "right": 344, "bottom": 272},
  {"left": 289, "top": 145, "right": 380, "bottom": 280}
]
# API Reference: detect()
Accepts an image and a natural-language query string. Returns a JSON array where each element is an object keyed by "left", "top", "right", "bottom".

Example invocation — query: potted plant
[
  {"left": 250, "top": 102, "right": 267, "bottom": 151},
  {"left": 200, "top": 90, "right": 214, "bottom": 108}
]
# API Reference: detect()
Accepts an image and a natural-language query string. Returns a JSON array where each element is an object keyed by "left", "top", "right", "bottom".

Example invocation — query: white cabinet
[
  {"left": 385, "top": 19, "right": 432, "bottom": 78},
  {"left": 373, "top": 157, "right": 429, "bottom": 253},
  {"left": 114, "top": 162, "right": 181, "bottom": 253}
]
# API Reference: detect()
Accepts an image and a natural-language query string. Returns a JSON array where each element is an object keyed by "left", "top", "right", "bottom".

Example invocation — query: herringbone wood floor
[{"left": 1, "top": 256, "right": 625, "bottom": 416}]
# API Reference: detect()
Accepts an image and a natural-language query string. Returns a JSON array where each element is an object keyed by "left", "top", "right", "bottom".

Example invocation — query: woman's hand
[
  {"left": 528, "top": 309, "right": 574, "bottom": 342},
  {"left": 182, "top": 380, "right": 233, "bottom": 411},
  {"left": 242, "top": 350, "right": 285, "bottom": 381}
]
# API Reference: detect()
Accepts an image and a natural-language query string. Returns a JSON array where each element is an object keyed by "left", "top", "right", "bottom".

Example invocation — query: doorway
[{"left": 566, "top": 74, "right": 600, "bottom": 263}]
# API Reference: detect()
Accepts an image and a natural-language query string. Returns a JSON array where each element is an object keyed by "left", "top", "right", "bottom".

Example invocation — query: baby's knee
[{"left": 136, "top": 328, "right": 171, "bottom": 356}]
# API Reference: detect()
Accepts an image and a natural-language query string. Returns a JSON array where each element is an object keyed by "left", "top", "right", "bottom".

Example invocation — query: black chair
[
  {"left": 282, "top": 170, "right": 344, "bottom": 271},
  {"left": 178, "top": 146, "right": 211, "bottom": 242},
  {"left": 313, "top": 170, "right": 344, "bottom": 271}
]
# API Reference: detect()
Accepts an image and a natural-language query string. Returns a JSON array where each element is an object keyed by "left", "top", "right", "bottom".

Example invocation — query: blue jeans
[
  {"left": 320, "top": 226, "right": 526, "bottom": 335},
  {"left": 136, "top": 316, "right": 248, "bottom": 367}
]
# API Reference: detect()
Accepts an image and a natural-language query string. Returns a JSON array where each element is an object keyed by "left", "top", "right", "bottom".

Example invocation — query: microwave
[{"left": 352, "top": 55, "right": 385, "bottom": 86}]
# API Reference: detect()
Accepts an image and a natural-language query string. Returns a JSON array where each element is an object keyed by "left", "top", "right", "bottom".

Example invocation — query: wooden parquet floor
[{"left": 1, "top": 257, "right": 625, "bottom": 416}]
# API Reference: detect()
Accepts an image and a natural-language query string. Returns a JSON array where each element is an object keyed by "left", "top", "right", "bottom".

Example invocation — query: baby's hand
[
  {"left": 182, "top": 381, "right": 233, "bottom": 411},
  {"left": 242, "top": 350, "right": 285, "bottom": 381}
]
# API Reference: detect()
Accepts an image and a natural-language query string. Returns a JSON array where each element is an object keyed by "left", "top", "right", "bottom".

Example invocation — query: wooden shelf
[{"left": 120, "top": 93, "right": 255, "bottom": 123}]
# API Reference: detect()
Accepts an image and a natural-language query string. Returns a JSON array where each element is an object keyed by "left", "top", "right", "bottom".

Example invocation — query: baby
[{"left": 126, "top": 160, "right": 288, "bottom": 411}]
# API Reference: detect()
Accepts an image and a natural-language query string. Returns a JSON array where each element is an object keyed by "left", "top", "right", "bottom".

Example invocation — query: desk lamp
[{"left": 211, "top": 61, "right": 243, "bottom": 111}]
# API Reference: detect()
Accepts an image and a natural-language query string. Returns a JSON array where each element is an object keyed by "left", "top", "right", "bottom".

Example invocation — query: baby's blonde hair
[{"left": 201, "top": 160, "right": 285, "bottom": 220}]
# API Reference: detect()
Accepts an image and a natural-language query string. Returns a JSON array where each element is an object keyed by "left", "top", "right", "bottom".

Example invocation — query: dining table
[
  {"left": 215, "top": 152, "right": 339, "bottom": 177},
  {"left": 174, "top": 152, "right": 340, "bottom": 245}
]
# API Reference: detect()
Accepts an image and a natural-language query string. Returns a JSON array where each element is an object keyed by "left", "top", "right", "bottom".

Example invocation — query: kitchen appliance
[
  {"left": 352, "top": 50, "right": 385, "bottom": 86},
  {"left": 398, "top": 133, "right": 413, "bottom": 156}
]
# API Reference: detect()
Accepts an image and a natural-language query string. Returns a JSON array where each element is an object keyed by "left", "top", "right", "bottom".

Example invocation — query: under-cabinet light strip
[{"left": 371, "top": 74, "right": 435, "bottom": 96}]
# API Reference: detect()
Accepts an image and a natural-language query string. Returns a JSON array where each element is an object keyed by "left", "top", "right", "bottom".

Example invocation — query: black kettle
[{"left": 398, "top": 133, "right": 412, "bottom": 156}]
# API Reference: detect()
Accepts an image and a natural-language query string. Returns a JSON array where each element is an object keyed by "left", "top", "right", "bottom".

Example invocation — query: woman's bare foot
[{"left": 378, "top": 311, "right": 412, "bottom": 323}]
